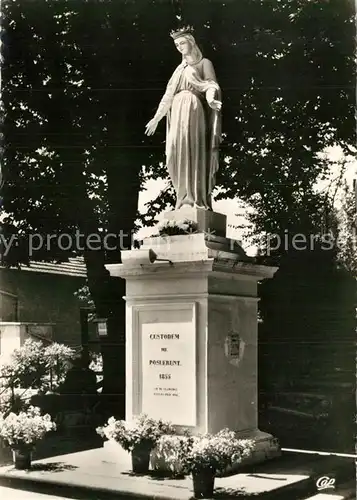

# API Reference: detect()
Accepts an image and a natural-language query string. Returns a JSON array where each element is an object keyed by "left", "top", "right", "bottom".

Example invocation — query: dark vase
[
  {"left": 131, "top": 444, "right": 151, "bottom": 474},
  {"left": 12, "top": 447, "right": 32, "bottom": 470},
  {"left": 192, "top": 468, "right": 216, "bottom": 499}
]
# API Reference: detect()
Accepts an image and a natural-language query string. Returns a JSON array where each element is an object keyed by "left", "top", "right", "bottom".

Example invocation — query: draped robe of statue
[{"left": 153, "top": 58, "right": 222, "bottom": 210}]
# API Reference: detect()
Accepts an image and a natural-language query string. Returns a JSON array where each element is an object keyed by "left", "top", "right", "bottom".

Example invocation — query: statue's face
[{"left": 174, "top": 36, "right": 191, "bottom": 56}]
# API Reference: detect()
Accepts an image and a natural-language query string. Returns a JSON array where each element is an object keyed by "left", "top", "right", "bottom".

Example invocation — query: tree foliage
[
  {"left": 2, "top": 0, "right": 355, "bottom": 247},
  {"left": 336, "top": 183, "right": 357, "bottom": 275}
]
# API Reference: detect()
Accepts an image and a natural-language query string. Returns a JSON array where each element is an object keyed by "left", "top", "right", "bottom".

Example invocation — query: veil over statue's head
[{"left": 170, "top": 26, "right": 203, "bottom": 65}]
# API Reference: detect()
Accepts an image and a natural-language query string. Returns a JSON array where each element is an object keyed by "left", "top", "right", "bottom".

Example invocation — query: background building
[{"left": 0, "top": 258, "right": 86, "bottom": 357}]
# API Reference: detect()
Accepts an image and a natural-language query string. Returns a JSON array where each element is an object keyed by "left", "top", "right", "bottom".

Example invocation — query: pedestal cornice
[{"left": 106, "top": 259, "right": 278, "bottom": 282}]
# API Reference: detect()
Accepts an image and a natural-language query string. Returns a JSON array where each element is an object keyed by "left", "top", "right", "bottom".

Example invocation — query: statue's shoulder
[{"left": 200, "top": 58, "right": 215, "bottom": 70}]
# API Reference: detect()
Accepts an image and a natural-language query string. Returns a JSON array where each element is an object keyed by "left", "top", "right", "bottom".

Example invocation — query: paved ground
[
  {"left": 0, "top": 485, "right": 76, "bottom": 499},
  {"left": 0, "top": 446, "right": 309, "bottom": 499}
]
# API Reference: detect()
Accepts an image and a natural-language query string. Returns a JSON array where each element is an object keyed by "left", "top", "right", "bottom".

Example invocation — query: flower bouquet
[
  {"left": 181, "top": 429, "right": 254, "bottom": 499},
  {"left": 156, "top": 218, "right": 198, "bottom": 237},
  {"left": 0, "top": 406, "right": 56, "bottom": 469},
  {"left": 97, "top": 414, "right": 174, "bottom": 474}
]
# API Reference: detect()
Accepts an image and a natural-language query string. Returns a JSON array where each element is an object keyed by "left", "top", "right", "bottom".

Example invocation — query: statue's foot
[
  {"left": 175, "top": 200, "right": 194, "bottom": 210},
  {"left": 194, "top": 203, "right": 212, "bottom": 211}
]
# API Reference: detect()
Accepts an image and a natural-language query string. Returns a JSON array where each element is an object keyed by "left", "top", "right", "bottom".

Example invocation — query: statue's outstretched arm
[
  {"left": 145, "top": 68, "right": 180, "bottom": 136},
  {"left": 152, "top": 71, "right": 178, "bottom": 121}
]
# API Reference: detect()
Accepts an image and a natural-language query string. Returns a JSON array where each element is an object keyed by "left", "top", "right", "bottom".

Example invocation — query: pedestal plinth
[{"left": 106, "top": 232, "right": 280, "bottom": 466}]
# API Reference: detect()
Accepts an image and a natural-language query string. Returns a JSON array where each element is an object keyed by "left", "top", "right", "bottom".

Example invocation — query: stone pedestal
[{"left": 106, "top": 230, "right": 280, "bottom": 465}]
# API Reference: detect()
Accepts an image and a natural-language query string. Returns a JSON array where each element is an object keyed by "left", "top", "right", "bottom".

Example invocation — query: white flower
[
  {"left": 0, "top": 406, "right": 56, "bottom": 448},
  {"left": 156, "top": 218, "right": 198, "bottom": 236},
  {"left": 180, "top": 429, "right": 254, "bottom": 474},
  {"left": 157, "top": 220, "right": 166, "bottom": 231},
  {"left": 96, "top": 414, "right": 174, "bottom": 452}
]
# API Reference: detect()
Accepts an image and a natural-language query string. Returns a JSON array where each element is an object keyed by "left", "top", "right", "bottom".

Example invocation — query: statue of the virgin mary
[{"left": 145, "top": 26, "right": 222, "bottom": 211}]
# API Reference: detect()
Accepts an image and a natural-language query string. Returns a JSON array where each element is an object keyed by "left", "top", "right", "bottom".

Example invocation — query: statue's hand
[
  {"left": 145, "top": 118, "right": 159, "bottom": 136},
  {"left": 209, "top": 99, "right": 222, "bottom": 112}
]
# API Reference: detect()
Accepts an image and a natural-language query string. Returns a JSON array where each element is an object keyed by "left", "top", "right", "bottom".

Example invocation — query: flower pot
[
  {"left": 131, "top": 445, "right": 151, "bottom": 474},
  {"left": 192, "top": 468, "right": 215, "bottom": 499},
  {"left": 12, "top": 447, "right": 32, "bottom": 470}
]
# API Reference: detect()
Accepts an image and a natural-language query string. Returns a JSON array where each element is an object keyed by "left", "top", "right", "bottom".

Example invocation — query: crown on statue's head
[{"left": 170, "top": 25, "right": 194, "bottom": 40}]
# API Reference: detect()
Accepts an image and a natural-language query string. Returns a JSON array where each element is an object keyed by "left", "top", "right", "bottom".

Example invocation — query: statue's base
[
  {"left": 164, "top": 207, "right": 227, "bottom": 237},
  {"left": 225, "top": 430, "right": 281, "bottom": 473}
]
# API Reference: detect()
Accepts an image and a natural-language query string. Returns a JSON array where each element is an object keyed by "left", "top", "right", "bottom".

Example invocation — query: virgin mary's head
[
  {"left": 174, "top": 35, "right": 192, "bottom": 56},
  {"left": 173, "top": 33, "right": 203, "bottom": 65}
]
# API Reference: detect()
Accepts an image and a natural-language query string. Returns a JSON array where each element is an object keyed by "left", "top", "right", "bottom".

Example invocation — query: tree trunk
[
  {"left": 83, "top": 248, "right": 125, "bottom": 417},
  {"left": 81, "top": 151, "right": 141, "bottom": 417}
]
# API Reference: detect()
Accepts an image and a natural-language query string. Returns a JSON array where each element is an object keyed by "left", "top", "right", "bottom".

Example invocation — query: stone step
[
  {"left": 262, "top": 390, "right": 354, "bottom": 420},
  {"left": 259, "top": 406, "right": 355, "bottom": 454},
  {"left": 261, "top": 367, "right": 354, "bottom": 376},
  {"left": 260, "top": 380, "right": 354, "bottom": 394},
  {"left": 299, "top": 379, "right": 354, "bottom": 387}
]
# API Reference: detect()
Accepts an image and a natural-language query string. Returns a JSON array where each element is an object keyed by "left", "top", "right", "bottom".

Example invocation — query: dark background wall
[{"left": 257, "top": 249, "right": 356, "bottom": 453}]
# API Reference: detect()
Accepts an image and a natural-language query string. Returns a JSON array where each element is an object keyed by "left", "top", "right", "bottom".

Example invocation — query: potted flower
[
  {"left": 181, "top": 429, "right": 254, "bottom": 499},
  {"left": 97, "top": 414, "right": 174, "bottom": 474},
  {"left": 151, "top": 432, "right": 192, "bottom": 477},
  {"left": 0, "top": 406, "right": 56, "bottom": 469},
  {"left": 156, "top": 219, "right": 198, "bottom": 237}
]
